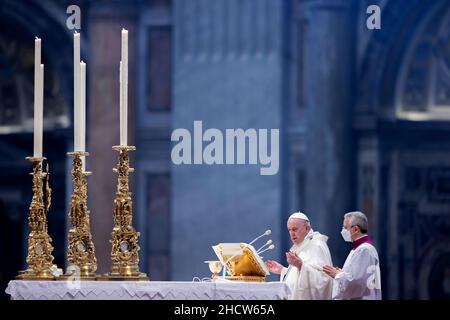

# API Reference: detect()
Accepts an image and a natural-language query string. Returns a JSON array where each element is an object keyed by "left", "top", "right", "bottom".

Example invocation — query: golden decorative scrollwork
[
  {"left": 16, "top": 157, "right": 56, "bottom": 280},
  {"left": 100, "top": 146, "right": 148, "bottom": 281},
  {"left": 62, "top": 151, "right": 97, "bottom": 279}
]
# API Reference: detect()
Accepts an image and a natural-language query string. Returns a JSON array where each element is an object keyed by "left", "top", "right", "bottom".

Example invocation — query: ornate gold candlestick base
[
  {"left": 98, "top": 146, "right": 148, "bottom": 281},
  {"left": 16, "top": 157, "right": 57, "bottom": 280},
  {"left": 59, "top": 151, "right": 97, "bottom": 281}
]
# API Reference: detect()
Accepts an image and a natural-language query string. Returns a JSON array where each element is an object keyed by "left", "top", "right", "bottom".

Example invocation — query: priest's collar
[{"left": 352, "top": 234, "right": 373, "bottom": 250}]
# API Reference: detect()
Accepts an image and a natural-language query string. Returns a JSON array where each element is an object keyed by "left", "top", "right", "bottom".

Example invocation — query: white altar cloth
[{"left": 6, "top": 280, "right": 290, "bottom": 300}]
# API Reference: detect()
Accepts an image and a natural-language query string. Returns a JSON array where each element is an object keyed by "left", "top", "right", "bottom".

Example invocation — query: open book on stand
[{"left": 212, "top": 243, "right": 269, "bottom": 282}]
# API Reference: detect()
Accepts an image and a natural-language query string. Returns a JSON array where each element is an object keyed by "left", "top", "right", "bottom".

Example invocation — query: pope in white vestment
[
  {"left": 323, "top": 211, "right": 382, "bottom": 300},
  {"left": 266, "top": 212, "right": 333, "bottom": 300}
]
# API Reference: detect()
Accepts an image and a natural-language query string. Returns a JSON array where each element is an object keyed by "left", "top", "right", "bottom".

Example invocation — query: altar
[{"left": 6, "top": 280, "right": 290, "bottom": 300}]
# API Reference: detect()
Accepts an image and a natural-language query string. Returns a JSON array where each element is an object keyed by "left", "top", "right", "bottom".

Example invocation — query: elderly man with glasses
[{"left": 323, "top": 211, "right": 382, "bottom": 300}]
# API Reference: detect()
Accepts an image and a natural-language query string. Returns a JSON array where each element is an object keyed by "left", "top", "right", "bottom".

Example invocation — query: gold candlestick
[
  {"left": 99, "top": 146, "right": 148, "bottom": 280},
  {"left": 60, "top": 151, "right": 97, "bottom": 280},
  {"left": 16, "top": 157, "right": 56, "bottom": 280}
]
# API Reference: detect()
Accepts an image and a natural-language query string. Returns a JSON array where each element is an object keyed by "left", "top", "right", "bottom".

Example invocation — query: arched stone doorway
[{"left": 356, "top": 0, "right": 450, "bottom": 299}]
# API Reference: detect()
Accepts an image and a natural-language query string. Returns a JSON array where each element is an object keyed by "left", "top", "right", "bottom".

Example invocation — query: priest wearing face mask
[
  {"left": 265, "top": 212, "right": 333, "bottom": 300},
  {"left": 323, "top": 211, "right": 382, "bottom": 300}
]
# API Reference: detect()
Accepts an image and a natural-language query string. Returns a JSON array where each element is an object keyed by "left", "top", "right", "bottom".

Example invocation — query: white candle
[
  {"left": 33, "top": 38, "right": 42, "bottom": 158},
  {"left": 74, "top": 31, "right": 80, "bottom": 151},
  {"left": 80, "top": 61, "right": 86, "bottom": 171},
  {"left": 40, "top": 64, "right": 44, "bottom": 108},
  {"left": 120, "top": 28, "right": 128, "bottom": 146},
  {"left": 119, "top": 61, "right": 123, "bottom": 146}
]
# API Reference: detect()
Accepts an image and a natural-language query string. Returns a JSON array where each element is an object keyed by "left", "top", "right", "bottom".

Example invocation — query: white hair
[
  {"left": 344, "top": 211, "right": 368, "bottom": 233},
  {"left": 288, "top": 217, "right": 311, "bottom": 228},
  {"left": 288, "top": 212, "right": 311, "bottom": 227}
]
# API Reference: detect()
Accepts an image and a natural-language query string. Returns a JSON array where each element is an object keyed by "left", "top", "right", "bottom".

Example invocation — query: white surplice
[
  {"left": 280, "top": 229, "right": 333, "bottom": 300},
  {"left": 332, "top": 240, "right": 382, "bottom": 300}
]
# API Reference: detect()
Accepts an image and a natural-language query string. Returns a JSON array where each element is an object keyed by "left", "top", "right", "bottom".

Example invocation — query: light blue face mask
[{"left": 340, "top": 227, "right": 352, "bottom": 242}]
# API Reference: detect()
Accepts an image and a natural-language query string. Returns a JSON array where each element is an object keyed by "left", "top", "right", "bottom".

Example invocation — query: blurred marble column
[
  {"left": 172, "top": 0, "right": 285, "bottom": 280},
  {"left": 88, "top": 3, "right": 137, "bottom": 273},
  {"left": 302, "top": 0, "right": 356, "bottom": 264}
]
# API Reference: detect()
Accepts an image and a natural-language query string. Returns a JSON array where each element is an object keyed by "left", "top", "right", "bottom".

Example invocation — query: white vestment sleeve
[
  {"left": 296, "top": 242, "right": 333, "bottom": 299},
  {"left": 300, "top": 263, "right": 332, "bottom": 299},
  {"left": 332, "top": 246, "right": 379, "bottom": 300}
]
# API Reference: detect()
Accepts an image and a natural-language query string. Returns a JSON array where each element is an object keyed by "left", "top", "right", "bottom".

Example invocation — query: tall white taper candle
[
  {"left": 33, "top": 38, "right": 43, "bottom": 158},
  {"left": 119, "top": 61, "right": 123, "bottom": 146},
  {"left": 80, "top": 61, "right": 86, "bottom": 171},
  {"left": 120, "top": 28, "right": 128, "bottom": 146},
  {"left": 74, "top": 31, "right": 81, "bottom": 151}
]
